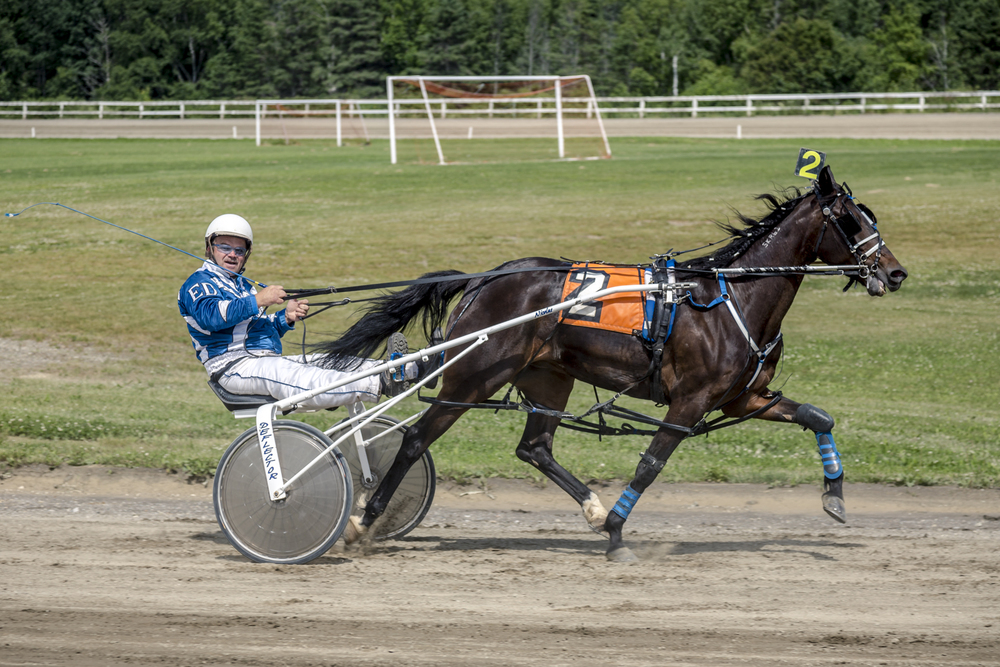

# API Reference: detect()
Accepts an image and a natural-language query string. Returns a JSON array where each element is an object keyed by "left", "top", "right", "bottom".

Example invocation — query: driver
[{"left": 178, "top": 214, "right": 419, "bottom": 409}]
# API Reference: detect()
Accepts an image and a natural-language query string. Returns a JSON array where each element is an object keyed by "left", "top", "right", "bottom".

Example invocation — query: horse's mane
[{"left": 678, "top": 187, "right": 811, "bottom": 270}]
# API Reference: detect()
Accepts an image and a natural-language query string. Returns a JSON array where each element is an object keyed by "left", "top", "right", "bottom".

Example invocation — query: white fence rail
[
  {"left": 0, "top": 100, "right": 259, "bottom": 119},
  {"left": 601, "top": 90, "right": 1000, "bottom": 117},
  {"left": 2, "top": 90, "right": 998, "bottom": 121}
]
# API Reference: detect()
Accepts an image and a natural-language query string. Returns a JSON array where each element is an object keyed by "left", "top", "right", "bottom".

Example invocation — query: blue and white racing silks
[{"left": 178, "top": 262, "right": 293, "bottom": 376}]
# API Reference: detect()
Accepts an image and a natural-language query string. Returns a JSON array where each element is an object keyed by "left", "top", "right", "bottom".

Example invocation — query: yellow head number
[{"left": 795, "top": 148, "right": 826, "bottom": 179}]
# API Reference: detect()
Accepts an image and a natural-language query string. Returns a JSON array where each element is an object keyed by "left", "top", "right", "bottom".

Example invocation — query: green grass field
[{"left": 1, "top": 136, "right": 997, "bottom": 487}]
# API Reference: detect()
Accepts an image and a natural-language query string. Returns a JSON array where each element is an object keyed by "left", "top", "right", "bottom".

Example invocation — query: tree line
[{"left": 2, "top": 0, "right": 998, "bottom": 101}]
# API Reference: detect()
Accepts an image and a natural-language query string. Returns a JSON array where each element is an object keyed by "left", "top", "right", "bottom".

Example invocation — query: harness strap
[
  {"left": 646, "top": 258, "right": 676, "bottom": 405},
  {"left": 719, "top": 278, "right": 762, "bottom": 357},
  {"left": 717, "top": 275, "right": 783, "bottom": 391},
  {"left": 418, "top": 387, "right": 787, "bottom": 440},
  {"left": 850, "top": 231, "right": 884, "bottom": 258},
  {"left": 744, "top": 332, "right": 782, "bottom": 392},
  {"left": 685, "top": 273, "right": 783, "bottom": 396},
  {"left": 812, "top": 220, "right": 828, "bottom": 256},
  {"left": 686, "top": 273, "right": 730, "bottom": 309},
  {"left": 691, "top": 392, "right": 784, "bottom": 436},
  {"left": 689, "top": 274, "right": 769, "bottom": 358}
]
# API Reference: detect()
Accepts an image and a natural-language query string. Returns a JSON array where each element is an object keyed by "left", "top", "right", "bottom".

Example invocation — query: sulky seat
[{"left": 208, "top": 380, "right": 276, "bottom": 418}]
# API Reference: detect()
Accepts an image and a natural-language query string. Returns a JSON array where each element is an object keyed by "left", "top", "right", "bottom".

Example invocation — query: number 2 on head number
[{"left": 795, "top": 148, "right": 826, "bottom": 179}]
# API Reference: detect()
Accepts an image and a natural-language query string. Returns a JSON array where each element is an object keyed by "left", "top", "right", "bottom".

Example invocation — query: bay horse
[{"left": 316, "top": 166, "right": 908, "bottom": 561}]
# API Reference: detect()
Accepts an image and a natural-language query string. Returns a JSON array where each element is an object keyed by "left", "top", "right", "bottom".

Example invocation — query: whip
[{"left": 5, "top": 202, "right": 268, "bottom": 288}]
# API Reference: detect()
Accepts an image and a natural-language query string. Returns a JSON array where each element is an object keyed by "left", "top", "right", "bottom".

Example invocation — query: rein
[
  {"left": 286, "top": 262, "right": 870, "bottom": 309},
  {"left": 282, "top": 265, "right": 575, "bottom": 300}
]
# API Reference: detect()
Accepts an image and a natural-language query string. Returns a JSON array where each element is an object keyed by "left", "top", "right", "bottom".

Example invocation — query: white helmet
[
  {"left": 205, "top": 214, "right": 253, "bottom": 271},
  {"left": 205, "top": 213, "right": 253, "bottom": 245}
]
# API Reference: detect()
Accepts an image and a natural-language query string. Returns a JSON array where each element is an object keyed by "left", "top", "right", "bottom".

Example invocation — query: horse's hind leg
[
  {"left": 723, "top": 392, "right": 846, "bottom": 523},
  {"left": 514, "top": 370, "right": 609, "bottom": 533}
]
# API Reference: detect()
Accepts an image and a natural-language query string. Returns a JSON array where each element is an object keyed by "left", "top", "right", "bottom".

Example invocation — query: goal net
[{"left": 386, "top": 75, "right": 611, "bottom": 165}]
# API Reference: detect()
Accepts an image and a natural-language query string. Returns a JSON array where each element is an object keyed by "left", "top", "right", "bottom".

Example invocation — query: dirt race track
[
  {"left": 1, "top": 112, "right": 998, "bottom": 140},
  {"left": 2, "top": 465, "right": 998, "bottom": 666}
]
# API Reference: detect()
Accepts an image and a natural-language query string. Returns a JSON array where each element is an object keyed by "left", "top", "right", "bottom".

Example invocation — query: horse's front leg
[
  {"left": 604, "top": 406, "right": 703, "bottom": 562},
  {"left": 344, "top": 404, "right": 464, "bottom": 544},
  {"left": 723, "top": 392, "right": 846, "bottom": 523}
]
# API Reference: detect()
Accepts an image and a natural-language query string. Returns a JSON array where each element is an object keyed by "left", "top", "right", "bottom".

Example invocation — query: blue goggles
[{"left": 212, "top": 243, "right": 248, "bottom": 257}]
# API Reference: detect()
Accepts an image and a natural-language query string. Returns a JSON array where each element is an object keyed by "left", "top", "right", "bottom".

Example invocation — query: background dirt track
[
  {"left": 2, "top": 466, "right": 998, "bottom": 666},
  {"left": 1, "top": 112, "right": 998, "bottom": 140}
]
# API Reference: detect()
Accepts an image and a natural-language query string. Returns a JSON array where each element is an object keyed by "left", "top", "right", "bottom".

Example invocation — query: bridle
[{"left": 816, "top": 183, "right": 885, "bottom": 289}]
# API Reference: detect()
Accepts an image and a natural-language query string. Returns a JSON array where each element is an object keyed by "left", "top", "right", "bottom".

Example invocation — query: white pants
[{"left": 218, "top": 354, "right": 381, "bottom": 410}]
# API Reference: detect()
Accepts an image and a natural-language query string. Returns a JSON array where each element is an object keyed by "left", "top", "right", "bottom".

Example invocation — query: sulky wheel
[{"left": 214, "top": 420, "right": 353, "bottom": 564}]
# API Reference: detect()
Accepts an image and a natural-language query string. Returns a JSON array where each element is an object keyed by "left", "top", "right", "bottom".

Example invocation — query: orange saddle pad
[{"left": 559, "top": 263, "right": 653, "bottom": 337}]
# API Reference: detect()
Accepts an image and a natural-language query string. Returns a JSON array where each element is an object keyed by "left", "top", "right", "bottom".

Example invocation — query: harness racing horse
[{"left": 316, "top": 166, "right": 908, "bottom": 561}]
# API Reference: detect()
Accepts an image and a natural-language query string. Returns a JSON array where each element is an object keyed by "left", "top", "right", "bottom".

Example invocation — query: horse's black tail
[{"left": 312, "top": 270, "right": 470, "bottom": 369}]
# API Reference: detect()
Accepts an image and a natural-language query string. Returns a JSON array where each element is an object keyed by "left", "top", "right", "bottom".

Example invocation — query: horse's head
[{"left": 814, "top": 166, "right": 908, "bottom": 296}]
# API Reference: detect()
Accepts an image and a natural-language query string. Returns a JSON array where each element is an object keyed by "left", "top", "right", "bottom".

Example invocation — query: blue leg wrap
[
  {"left": 817, "top": 432, "right": 843, "bottom": 479},
  {"left": 611, "top": 484, "right": 642, "bottom": 520}
]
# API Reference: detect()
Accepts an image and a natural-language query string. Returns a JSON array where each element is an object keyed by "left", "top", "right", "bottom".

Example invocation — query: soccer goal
[{"left": 386, "top": 75, "right": 611, "bottom": 165}]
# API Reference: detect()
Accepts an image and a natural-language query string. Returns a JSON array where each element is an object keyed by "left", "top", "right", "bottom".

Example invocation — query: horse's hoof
[
  {"left": 822, "top": 492, "right": 847, "bottom": 524},
  {"left": 582, "top": 494, "right": 610, "bottom": 536},
  {"left": 343, "top": 515, "right": 367, "bottom": 544},
  {"left": 606, "top": 546, "right": 639, "bottom": 563}
]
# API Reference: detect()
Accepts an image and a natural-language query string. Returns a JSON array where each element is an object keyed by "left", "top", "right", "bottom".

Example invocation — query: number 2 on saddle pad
[{"left": 795, "top": 148, "right": 826, "bottom": 180}]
